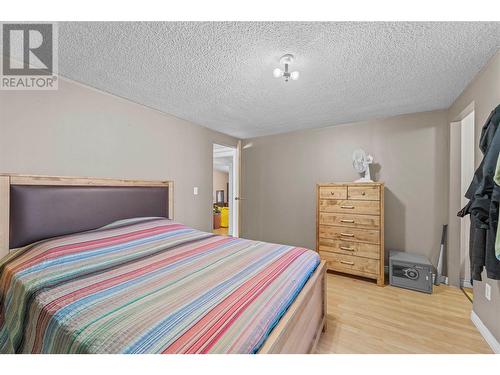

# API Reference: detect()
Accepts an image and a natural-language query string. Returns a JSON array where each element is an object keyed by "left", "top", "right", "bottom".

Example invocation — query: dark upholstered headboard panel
[{"left": 9, "top": 184, "right": 170, "bottom": 249}]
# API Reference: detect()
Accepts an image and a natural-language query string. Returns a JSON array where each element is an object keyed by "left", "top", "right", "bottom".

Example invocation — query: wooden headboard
[{"left": 0, "top": 174, "right": 174, "bottom": 257}]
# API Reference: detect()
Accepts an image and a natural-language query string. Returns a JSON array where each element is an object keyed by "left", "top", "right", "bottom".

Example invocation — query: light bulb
[
  {"left": 273, "top": 68, "right": 283, "bottom": 78},
  {"left": 290, "top": 71, "right": 300, "bottom": 80}
]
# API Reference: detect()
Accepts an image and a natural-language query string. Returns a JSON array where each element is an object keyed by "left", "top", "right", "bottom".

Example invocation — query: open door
[{"left": 233, "top": 140, "right": 242, "bottom": 237}]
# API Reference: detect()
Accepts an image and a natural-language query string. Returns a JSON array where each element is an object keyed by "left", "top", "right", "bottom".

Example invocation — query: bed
[{"left": 0, "top": 174, "right": 326, "bottom": 354}]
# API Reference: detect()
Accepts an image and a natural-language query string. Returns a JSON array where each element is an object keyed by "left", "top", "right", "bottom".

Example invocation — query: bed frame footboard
[{"left": 257, "top": 260, "right": 326, "bottom": 354}]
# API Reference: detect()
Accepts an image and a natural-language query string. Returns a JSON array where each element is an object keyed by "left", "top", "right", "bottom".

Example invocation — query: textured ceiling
[{"left": 58, "top": 22, "right": 500, "bottom": 138}]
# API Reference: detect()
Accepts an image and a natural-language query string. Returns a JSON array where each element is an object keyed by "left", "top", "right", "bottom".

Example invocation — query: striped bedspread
[{"left": 0, "top": 217, "right": 319, "bottom": 354}]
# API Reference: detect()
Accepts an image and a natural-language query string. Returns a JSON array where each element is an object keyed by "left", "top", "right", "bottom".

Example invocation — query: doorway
[
  {"left": 212, "top": 143, "right": 240, "bottom": 237},
  {"left": 459, "top": 111, "right": 475, "bottom": 301}
]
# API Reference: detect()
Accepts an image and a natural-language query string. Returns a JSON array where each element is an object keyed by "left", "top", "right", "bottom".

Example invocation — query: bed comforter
[{"left": 0, "top": 217, "right": 319, "bottom": 354}]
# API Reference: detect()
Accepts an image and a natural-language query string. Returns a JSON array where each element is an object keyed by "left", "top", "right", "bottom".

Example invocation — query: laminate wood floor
[
  {"left": 316, "top": 272, "right": 492, "bottom": 354},
  {"left": 213, "top": 227, "right": 229, "bottom": 235}
]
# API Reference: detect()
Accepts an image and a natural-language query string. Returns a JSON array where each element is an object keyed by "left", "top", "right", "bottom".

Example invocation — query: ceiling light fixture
[{"left": 273, "top": 54, "right": 299, "bottom": 82}]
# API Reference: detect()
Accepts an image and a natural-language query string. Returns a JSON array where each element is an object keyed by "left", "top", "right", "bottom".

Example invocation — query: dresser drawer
[
  {"left": 348, "top": 185, "right": 380, "bottom": 200},
  {"left": 320, "top": 252, "right": 379, "bottom": 276},
  {"left": 318, "top": 238, "right": 380, "bottom": 259},
  {"left": 318, "top": 199, "right": 380, "bottom": 215},
  {"left": 319, "top": 225, "right": 380, "bottom": 244},
  {"left": 319, "top": 186, "right": 347, "bottom": 200},
  {"left": 319, "top": 212, "right": 380, "bottom": 230}
]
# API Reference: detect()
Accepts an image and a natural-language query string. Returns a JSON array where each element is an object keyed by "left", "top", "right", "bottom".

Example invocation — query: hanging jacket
[
  {"left": 494, "top": 155, "right": 500, "bottom": 261},
  {"left": 458, "top": 105, "right": 500, "bottom": 281}
]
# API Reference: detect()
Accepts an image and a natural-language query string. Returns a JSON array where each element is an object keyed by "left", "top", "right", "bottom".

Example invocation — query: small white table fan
[{"left": 352, "top": 149, "right": 374, "bottom": 182}]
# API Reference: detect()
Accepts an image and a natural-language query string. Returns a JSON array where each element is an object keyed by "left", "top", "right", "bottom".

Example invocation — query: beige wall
[
  {"left": 0, "top": 77, "right": 238, "bottom": 232},
  {"left": 213, "top": 169, "right": 229, "bottom": 203},
  {"left": 241, "top": 110, "right": 449, "bottom": 268},
  {"left": 448, "top": 51, "right": 500, "bottom": 344}
]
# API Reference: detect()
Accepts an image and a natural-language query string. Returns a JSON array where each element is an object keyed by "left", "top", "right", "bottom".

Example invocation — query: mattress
[{"left": 0, "top": 217, "right": 319, "bottom": 354}]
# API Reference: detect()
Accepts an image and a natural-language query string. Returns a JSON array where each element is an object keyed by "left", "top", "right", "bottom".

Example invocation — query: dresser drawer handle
[
  {"left": 361, "top": 191, "right": 366, "bottom": 195},
  {"left": 340, "top": 233, "right": 354, "bottom": 237},
  {"left": 340, "top": 219, "right": 355, "bottom": 223},
  {"left": 330, "top": 191, "right": 335, "bottom": 195},
  {"left": 340, "top": 260, "right": 354, "bottom": 265},
  {"left": 340, "top": 246, "right": 355, "bottom": 251},
  {"left": 340, "top": 205, "right": 355, "bottom": 209}
]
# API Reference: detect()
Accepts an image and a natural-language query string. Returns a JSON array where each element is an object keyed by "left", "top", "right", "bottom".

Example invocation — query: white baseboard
[{"left": 471, "top": 310, "right": 500, "bottom": 354}]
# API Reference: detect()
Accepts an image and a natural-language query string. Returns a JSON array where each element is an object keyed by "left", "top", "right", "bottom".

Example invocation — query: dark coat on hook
[{"left": 458, "top": 104, "right": 500, "bottom": 281}]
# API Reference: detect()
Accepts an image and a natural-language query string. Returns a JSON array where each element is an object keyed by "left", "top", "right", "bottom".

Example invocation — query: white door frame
[
  {"left": 459, "top": 110, "right": 475, "bottom": 288},
  {"left": 448, "top": 102, "right": 476, "bottom": 288}
]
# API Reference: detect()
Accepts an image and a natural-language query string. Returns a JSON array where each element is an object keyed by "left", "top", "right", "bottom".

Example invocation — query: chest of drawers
[{"left": 316, "top": 182, "right": 385, "bottom": 286}]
